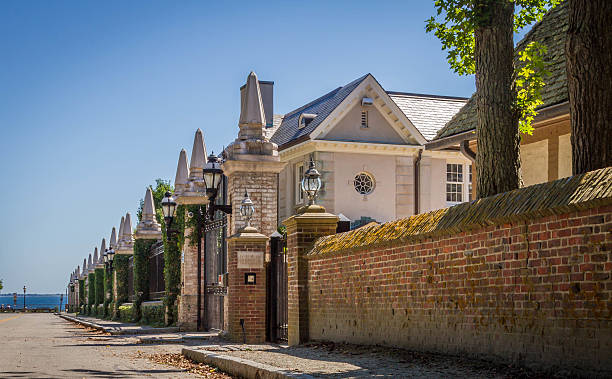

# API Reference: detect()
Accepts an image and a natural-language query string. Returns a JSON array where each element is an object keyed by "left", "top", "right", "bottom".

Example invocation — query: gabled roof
[
  {"left": 433, "top": 1, "right": 569, "bottom": 141},
  {"left": 270, "top": 75, "right": 369, "bottom": 147},
  {"left": 389, "top": 92, "right": 468, "bottom": 140}
]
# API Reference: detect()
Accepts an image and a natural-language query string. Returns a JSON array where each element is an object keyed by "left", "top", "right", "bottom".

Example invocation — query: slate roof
[
  {"left": 270, "top": 75, "right": 369, "bottom": 147},
  {"left": 434, "top": 1, "right": 569, "bottom": 140},
  {"left": 388, "top": 92, "right": 468, "bottom": 140}
]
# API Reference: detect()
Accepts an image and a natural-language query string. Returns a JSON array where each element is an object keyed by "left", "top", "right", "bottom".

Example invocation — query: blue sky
[{"left": 0, "top": 1, "right": 534, "bottom": 293}]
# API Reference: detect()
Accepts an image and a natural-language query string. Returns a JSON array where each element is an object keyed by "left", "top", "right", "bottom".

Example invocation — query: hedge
[
  {"left": 133, "top": 239, "right": 155, "bottom": 321},
  {"left": 78, "top": 279, "right": 85, "bottom": 307},
  {"left": 118, "top": 303, "right": 134, "bottom": 323},
  {"left": 95, "top": 268, "right": 104, "bottom": 306},
  {"left": 88, "top": 274, "right": 95, "bottom": 307},
  {"left": 114, "top": 255, "right": 130, "bottom": 304},
  {"left": 141, "top": 302, "right": 164, "bottom": 327}
]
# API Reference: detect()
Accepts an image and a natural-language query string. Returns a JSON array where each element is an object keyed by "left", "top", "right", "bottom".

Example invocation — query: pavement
[{"left": 0, "top": 312, "right": 219, "bottom": 378}]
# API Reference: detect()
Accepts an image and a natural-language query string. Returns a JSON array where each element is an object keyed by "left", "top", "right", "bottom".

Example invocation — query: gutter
[{"left": 414, "top": 150, "right": 423, "bottom": 215}]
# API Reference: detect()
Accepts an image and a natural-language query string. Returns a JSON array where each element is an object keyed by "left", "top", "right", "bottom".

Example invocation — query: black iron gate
[
  {"left": 267, "top": 233, "right": 288, "bottom": 342},
  {"left": 202, "top": 177, "right": 228, "bottom": 331}
]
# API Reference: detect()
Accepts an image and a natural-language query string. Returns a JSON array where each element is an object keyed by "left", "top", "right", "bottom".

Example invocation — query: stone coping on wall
[{"left": 309, "top": 166, "right": 612, "bottom": 257}]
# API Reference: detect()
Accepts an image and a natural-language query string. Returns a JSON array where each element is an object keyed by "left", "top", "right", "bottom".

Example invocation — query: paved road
[{"left": 0, "top": 313, "right": 198, "bottom": 378}]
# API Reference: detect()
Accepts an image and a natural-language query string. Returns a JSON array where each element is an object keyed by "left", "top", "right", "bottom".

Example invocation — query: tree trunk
[
  {"left": 475, "top": 0, "right": 520, "bottom": 199},
  {"left": 566, "top": 0, "right": 612, "bottom": 175}
]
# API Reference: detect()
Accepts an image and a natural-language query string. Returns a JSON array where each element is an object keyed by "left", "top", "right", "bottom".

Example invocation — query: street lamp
[
  {"left": 161, "top": 191, "right": 177, "bottom": 228},
  {"left": 301, "top": 157, "right": 322, "bottom": 205},
  {"left": 240, "top": 190, "right": 255, "bottom": 228},
  {"left": 203, "top": 153, "right": 224, "bottom": 200},
  {"left": 107, "top": 247, "right": 115, "bottom": 270}
]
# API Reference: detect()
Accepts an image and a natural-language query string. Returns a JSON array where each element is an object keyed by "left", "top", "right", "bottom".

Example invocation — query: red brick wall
[
  {"left": 227, "top": 238, "right": 267, "bottom": 343},
  {"left": 307, "top": 205, "right": 612, "bottom": 372}
]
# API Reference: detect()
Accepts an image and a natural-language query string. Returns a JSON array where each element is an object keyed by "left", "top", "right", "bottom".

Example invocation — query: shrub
[
  {"left": 140, "top": 302, "right": 164, "bottom": 327},
  {"left": 118, "top": 304, "right": 134, "bottom": 323}
]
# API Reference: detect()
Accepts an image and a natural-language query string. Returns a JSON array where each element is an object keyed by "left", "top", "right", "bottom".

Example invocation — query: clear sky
[{"left": 0, "top": 1, "right": 534, "bottom": 293}]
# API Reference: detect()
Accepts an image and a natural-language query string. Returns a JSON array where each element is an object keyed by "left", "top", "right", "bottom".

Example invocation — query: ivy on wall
[
  {"left": 163, "top": 204, "right": 185, "bottom": 326},
  {"left": 114, "top": 255, "right": 130, "bottom": 304},
  {"left": 88, "top": 274, "right": 95, "bottom": 307},
  {"left": 104, "top": 266, "right": 113, "bottom": 318},
  {"left": 95, "top": 268, "right": 104, "bottom": 306},
  {"left": 78, "top": 279, "right": 85, "bottom": 306},
  {"left": 133, "top": 239, "right": 155, "bottom": 321}
]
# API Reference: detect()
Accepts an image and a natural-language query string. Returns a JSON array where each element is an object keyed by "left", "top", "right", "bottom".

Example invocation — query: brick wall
[
  {"left": 227, "top": 237, "right": 267, "bottom": 343},
  {"left": 304, "top": 168, "right": 612, "bottom": 373}
]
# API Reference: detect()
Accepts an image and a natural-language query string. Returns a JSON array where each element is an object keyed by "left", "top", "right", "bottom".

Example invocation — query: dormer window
[
  {"left": 298, "top": 113, "right": 316, "bottom": 129},
  {"left": 361, "top": 111, "right": 368, "bottom": 128}
]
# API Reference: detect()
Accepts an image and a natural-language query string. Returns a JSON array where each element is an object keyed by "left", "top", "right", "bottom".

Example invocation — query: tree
[
  {"left": 137, "top": 178, "right": 172, "bottom": 225},
  {"left": 0, "top": 279, "right": 3, "bottom": 292},
  {"left": 565, "top": 0, "right": 612, "bottom": 174},
  {"left": 427, "top": 0, "right": 559, "bottom": 198}
]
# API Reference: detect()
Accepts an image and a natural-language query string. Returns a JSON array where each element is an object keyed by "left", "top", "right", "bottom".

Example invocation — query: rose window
[{"left": 353, "top": 172, "right": 375, "bottom": 195}]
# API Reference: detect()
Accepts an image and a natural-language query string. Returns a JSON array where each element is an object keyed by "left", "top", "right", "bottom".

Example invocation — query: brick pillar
[
  {"left": 284, "top": 206, "right": 338, "bottom": 346},
  {"left": 178, "top": 220, "right": 203, "bottom": 331},
  {"left": 226, "top": 227, "right": 268, "bottom": 343}
]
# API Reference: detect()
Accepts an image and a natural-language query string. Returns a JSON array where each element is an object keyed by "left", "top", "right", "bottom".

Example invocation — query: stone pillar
[
  {"left": 226, "top": 226, "right": 268, "bottom": 343},
  {"left": 284, "top": 206, "right": 338, "bottom": 346}
]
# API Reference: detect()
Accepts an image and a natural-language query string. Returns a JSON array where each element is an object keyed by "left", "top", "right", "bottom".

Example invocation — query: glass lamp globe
[{"left": 301, "top": 158, "right": 322, "bottom": 205}]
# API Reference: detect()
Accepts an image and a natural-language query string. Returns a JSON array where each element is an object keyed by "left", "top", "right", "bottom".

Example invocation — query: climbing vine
[
  {"left": 103, "top": 267, "right": 113, "bottom": 318},
  {"left": 95, "top": 268, "right": 104, "bottom": 306},
  {"left": 163, "top": 204, "right": 185, "bottom": 326},
  {"left": 114, "top": 255, "right": 130, "bottom": 304},
  {"left": 78, "top": 279, "right": 85, "bottom": 306},
  {"left": 133, "top": 238, "right": 155, "bottom": 321},
  {"left": 88, "top": 273, "right": 95, "bottom": 313}
]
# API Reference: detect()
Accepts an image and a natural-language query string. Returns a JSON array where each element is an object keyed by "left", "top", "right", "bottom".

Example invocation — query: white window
[
  {"left": 361, "top": 111, "right": 368, "bottom": 128},
  {"left": 295, "top": 163, "right": 304, "bottom": 204},
  {"left": 446, "top": 164, "right": 463, "bottom": 204},
  {"left": 468, "top": 165, "right": 473, "bottom": 201}
]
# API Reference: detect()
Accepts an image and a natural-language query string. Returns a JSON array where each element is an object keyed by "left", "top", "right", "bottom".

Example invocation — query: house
[
  {"left": 426, "top": 2, "right": 571, "bottom": 192},
  {"left": 262, "top": 73, "right": 471, "bottom": 224}
]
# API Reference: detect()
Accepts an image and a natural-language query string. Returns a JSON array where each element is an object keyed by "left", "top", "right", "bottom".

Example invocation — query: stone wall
[{"left": 304, "top": 167, "right": 612, "bottom": 373}]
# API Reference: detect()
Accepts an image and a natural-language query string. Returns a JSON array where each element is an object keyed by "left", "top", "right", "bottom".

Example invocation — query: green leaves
[{"left": 516, "top": 41, "right": 550, "bottom": 135}]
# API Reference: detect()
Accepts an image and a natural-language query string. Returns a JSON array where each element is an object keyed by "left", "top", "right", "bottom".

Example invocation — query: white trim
[
  {"left": 279, "top": 139, "right": 422, "bottom": 162},
  {"left": 309, "top": 75, "right": 427, "bottom": 145}
]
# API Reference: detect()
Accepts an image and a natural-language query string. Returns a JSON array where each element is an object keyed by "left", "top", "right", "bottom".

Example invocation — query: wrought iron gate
[
  {"left": 267, "top": 234, "right": 288, "bottom": 342},
  {"left": 202, "top": 177, "right": 228, "bottom": 331}
]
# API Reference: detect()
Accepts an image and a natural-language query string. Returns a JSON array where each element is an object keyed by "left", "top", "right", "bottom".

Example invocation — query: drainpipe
[
  {"left": 414, "top": 149, "right": 423, "bottom": 215},
  {"left": 460, "top": 140, "right": 476, "bottom": 163}
]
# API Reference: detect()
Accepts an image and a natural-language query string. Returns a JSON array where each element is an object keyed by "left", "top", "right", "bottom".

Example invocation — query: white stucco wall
[
  {"left": 521, "top": 139, "right": 549, "bottom": 186},
  {"left": 323, "top": 103, "right": 406, "bottom": 144},
  {"left": 333, "top": 152, "right": 398, "bottom": 223},
  {"left": 558, "top": 133, "right": 572, "bottom": 178}
]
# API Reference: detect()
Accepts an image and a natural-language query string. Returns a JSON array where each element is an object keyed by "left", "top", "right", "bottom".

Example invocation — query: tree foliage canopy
[{"left": 426, "top": 0, "right": 560, "bottom": 133}]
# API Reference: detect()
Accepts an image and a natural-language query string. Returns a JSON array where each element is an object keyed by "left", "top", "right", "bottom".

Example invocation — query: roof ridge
[{"left": 387, "top": 91, "right": 469, "bottom": 101}]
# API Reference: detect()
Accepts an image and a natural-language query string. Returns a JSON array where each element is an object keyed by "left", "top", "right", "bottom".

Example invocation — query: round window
[{"left": 353, "top": 172, "right": 375, "bottom": 195}]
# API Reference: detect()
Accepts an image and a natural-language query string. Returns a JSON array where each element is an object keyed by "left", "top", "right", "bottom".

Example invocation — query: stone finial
[
  {"left": 189, "top": 129, "right": 207, "bottom": 179},
  {"left": 238, "top": 71, "right": 266, "bottom": 140},
  {"left": 82, "top": 259, "right": 87, "bottom": 277},
  {"left": 93, "top": 247, "right": 98, "bottom": 266},
  {"left": 135, "top": 187, "right": 162, "bottom": 240},
  {"left": 174, "top": 149, "right": 189, "bottom": 195},
  {"left": 110, "top": 227, "right": 117, "bottom": 249},
  {"left": 87, "top": 254, "right": 92, "bottom": 274},
  {"left": 123, "top": 212, "right": 133, "bottom": 239},
  {"left": 117, "top": 216, "right": 125, "bottom": 249}
]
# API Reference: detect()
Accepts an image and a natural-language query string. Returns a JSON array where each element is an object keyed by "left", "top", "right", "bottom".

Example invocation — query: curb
[
  {"left": 57, "top": 314, "right": 179, "bottom": 335},
  {"left": 182, "top": 348, "right": 315, "bottom": 379}
]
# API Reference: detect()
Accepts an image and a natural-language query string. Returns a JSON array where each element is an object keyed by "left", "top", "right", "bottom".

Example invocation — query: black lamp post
[
  {"left": 301, "top": 157, "right": 322, "bottom": 205},
  {"left": 161, "top": 191, "right": 177, "bottom": 232},
  {"left": 107, "top": 247, "right": 115, "bottom": 270},
  {"left": 240, "top": 190, "right": 255, "bottom": 228},
  {"left": 23, "top": 286, "right": 26, "bottom": 311},
  {"left": 203, "top": 153, "right": 232, "bottom": 218}
]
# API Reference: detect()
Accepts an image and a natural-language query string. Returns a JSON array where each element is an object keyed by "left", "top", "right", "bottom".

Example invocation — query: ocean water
[{"left": 0, "top": 294, "right": 64, "bottom": 309}]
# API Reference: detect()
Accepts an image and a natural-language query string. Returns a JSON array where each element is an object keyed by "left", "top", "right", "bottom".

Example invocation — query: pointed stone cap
[
  {"left": 93, "top": 247, "right": 98, "bottom": 266},
  {"left": 189, "top": 129, "right": 207, "bottom": 179},
  {"left": 177, "top": 130, "right": 209, "bottom": 205},
  {"left": 87, "top": 254, "right": 92, "bottom": 274},
  {"left": 135, "top": 187, "right": 162, "bottom": 240},
  {"left": 239, "top": 71, "right": 266, "bottom": 138},
  {"left": 82, "top": 259, "right": 87, "bottom": 277},
  {"left": 110, "top": 227, "right": 117, "bottom": 249},
  {"left": 117, "top": 212, "right": 134, "bottom": 254},
  {"left": 174, "top": 149, "right": 189, "bottom": 195},
  {"left": 117, "top": 216, "right": 125, "bottom": 248},
  {"left": 97, "top": 239, "right": 107, "bottom": 267}
]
